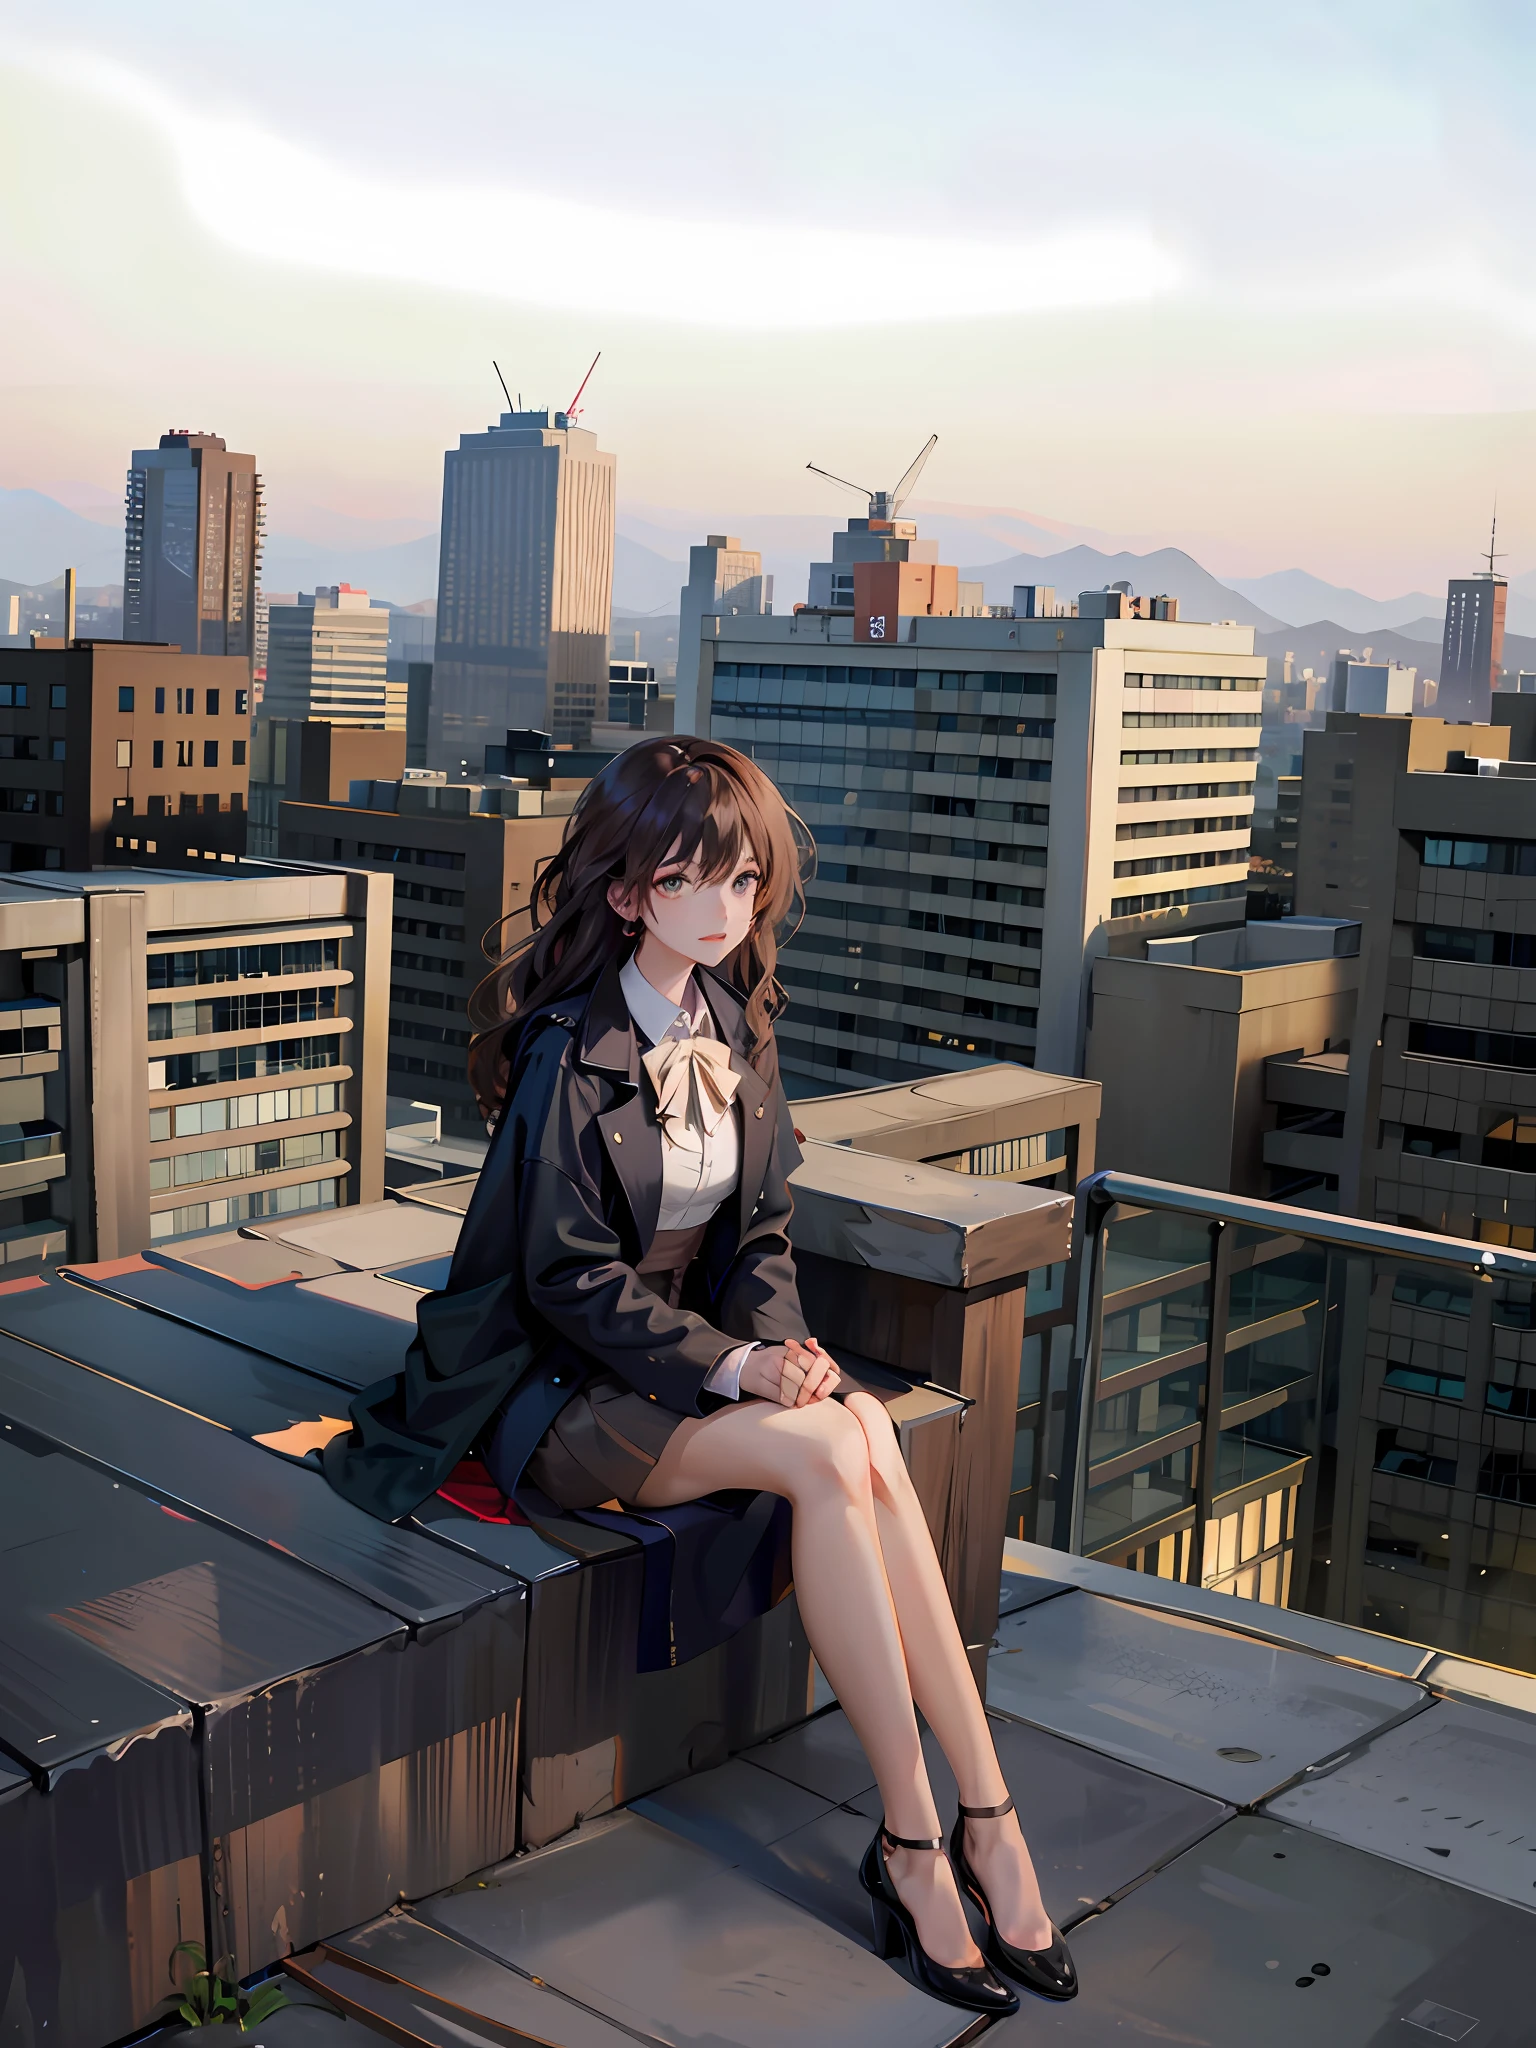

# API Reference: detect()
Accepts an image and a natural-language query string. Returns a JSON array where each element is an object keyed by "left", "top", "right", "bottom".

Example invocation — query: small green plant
[{"left": 162, "top": 1942, "right": 290, "bottom": 2031}]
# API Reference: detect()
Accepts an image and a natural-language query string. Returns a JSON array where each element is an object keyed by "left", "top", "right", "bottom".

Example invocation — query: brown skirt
[{"left": 524, "top": 1224, "right": 709, "bottom": 1510}]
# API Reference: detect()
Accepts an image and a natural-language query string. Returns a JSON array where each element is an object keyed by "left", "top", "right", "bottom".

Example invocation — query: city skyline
[{"left": 3, "top": 5, "right": 1536, "bottom": 596}]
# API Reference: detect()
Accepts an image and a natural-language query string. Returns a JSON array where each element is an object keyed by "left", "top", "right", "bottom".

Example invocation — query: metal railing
[{"left": 1057, "top": 1170, "right": 1536, "bottom": 1674}]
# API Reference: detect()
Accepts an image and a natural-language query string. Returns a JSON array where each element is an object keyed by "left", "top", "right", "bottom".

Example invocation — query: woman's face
[{"left": 629, "top": 839, "right": 762, "bottom": 967}]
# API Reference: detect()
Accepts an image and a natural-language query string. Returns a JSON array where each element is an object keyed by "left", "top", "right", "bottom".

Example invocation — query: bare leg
[
  {"left": 636, "top": 1396, "right": 985, "bottom": 1969},
  {"left": 844, "top": 1392, "right": 1053, "bottom": 1951}
]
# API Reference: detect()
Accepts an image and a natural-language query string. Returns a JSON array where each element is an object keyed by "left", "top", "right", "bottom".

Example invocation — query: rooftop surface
[{"left": 1, "top": 1187, "right": 1532, "bottom": 2046}]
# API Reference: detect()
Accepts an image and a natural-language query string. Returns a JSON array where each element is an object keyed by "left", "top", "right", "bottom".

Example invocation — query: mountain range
[{"left": 6, "top": 483, "right": 1536, "bottom": 644}]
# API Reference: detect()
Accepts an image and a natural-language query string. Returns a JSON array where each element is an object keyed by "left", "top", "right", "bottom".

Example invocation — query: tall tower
[
  {"left": 428, "top": 405, "right": 615, "bottom": 760},
  {"left": 1438, "top": 523, "right": 1507, "bottom": 722},
  {"left": 123, "top": 432, "right": 261, "bottom": 658}
]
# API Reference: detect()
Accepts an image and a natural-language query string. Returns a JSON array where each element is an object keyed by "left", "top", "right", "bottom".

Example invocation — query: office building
[
  {"left": 701, "top": 525, "right": 1261, "bottom": 1088},
  {"left": 123, "top": 431, "right": 261, "bottom": 657},
  {"left": 429, "top": 406, "right": 615, "bottom": 758},
  {"left": 265, "top": 586, "right": 400, "bottom": 729},
  {"left": 0, "top": 861, "right": 388, "bottom": 1264},
  {"left": 1330, "top": 655, "right": 1416, "bottom": 716},
  {"left": 247, "top": 719, "right": 408, "bottom": 857},
  {"left": 1087, "top": 916, "right": 1360, "bottom": 1197},
  {"left": 0, "top": 641, "right": 252, "bottom": 871},
  {"left": 1438, "top": 573, "right": 1507, "bottom": 723},
  {"left": 278, "top": 775, "right": 571, "bottom": 1135},
  {"left": 674, "top": 537, "right": 772, "bottom": 733}
]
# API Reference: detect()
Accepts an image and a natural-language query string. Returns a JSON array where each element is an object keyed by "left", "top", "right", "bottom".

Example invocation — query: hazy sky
[{"left": 2, "top": 1, "right": 1534, "bottom": 591}]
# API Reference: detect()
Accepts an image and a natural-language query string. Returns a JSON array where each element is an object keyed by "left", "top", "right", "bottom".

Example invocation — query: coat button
[
  {"left": 755, "top": 1106, "right": 765, "bottom": 1119},
  {"left": 613, "top": 1130, "right": 623, "bottom": 1143}
]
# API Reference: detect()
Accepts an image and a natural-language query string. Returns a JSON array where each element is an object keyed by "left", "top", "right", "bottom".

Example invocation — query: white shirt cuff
[{"left": 703, "top": 1341, "right": 758, "bottom": 1400}]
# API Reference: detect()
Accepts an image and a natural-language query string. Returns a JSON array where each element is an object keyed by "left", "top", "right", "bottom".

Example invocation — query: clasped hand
[{"left": 738, "top": 1336, "right": 841, "bottom": 1407}]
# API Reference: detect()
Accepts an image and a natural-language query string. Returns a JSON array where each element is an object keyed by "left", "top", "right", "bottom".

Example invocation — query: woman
[{"left": 327, "top": 737, "right": 1075, "bottom": 2018}]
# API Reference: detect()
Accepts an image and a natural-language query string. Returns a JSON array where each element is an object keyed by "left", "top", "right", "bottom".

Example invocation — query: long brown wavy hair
[{"left": 467, "top": 736, "right": 813, "bottom": 1118}]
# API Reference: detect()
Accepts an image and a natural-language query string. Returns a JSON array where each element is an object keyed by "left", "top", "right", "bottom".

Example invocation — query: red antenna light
[{"left": 565, "top": 350, "right": 602, "bottom": 422}]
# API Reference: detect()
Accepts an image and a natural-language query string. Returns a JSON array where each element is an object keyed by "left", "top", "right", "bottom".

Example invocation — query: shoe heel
[{"left": 869, "top": 1896, "right": 903, "bottom": 1961}]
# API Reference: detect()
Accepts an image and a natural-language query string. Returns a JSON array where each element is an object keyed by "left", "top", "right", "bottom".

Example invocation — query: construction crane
[
  {"left": 565, "top": 351, "right": 602, "bottom": 425},
  {"left": 806, "top": 434, "right": 937, "bottom": 522}
]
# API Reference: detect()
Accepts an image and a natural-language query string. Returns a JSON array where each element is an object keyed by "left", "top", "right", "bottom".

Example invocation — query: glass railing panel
[
  {"left": 1091, "top": 1364, "right": 1202, "bottom": 1468},
  {"left": 1222, "top": 1241, "right": 1328, "bottom": 1411},
  {"left": 1082, "top": 1446, "right": 1194, "bottom": 1556},
  {"left": 1101, "top": 1207, "right": 1213, "bottom": 1297},
  {"left": 1101, "top": 1278, "right": 1209, "bottom": 1381}
]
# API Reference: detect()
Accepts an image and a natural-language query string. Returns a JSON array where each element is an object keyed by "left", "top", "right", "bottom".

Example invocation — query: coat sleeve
[
  {"left": 713, "top": 1032, "right": 810, "bottom": 1348},
  {"left": 513, "top": 1029, "right": 756, "bottom": 1413}
]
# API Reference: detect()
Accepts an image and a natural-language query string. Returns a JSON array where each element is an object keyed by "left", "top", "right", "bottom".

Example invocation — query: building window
[
  {"left": 48, "top": 685, "right": 64, "bottom": 709},
  {"left": 50, "top": 740, "right": 65, "bottom": 761},
  {"left": 153, "top": 740, "right": 164, "bottom": 768},
  {"left": 203, "top": 740, "right": 219, "bottom": 768},
  {"left": 0, "top": 685, "right": 28, "bottom": 708},
  {"left": 116, "top": 739, "right": 132, "bottom": 768},
  {"left": 232, "top": 740, "right": 246, "bottom": 766},
  {"left": 155, "top": 687, "right": 166, "bottom": 714},
  {"left": 118, "top": 687, "right": 135, "bottom": 712},
  {"left": 206, "top": 690, "right": 220, "bottom": 716},
  {"left": 235, "top": 689, "right": 248, "bottom": 716},
  {"left": 177, "top": 740, "right": 193, "bottom": 768}
]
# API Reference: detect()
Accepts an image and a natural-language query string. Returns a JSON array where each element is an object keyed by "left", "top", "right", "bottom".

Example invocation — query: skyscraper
[
  {"left": 1438, "top": 574, "right": 1506, "bottom": 722},
  {"left": 428, "top": 406, "right": 615, "bottom": 758},
  {"left": 674, "top": 536, "right": 771, "bottom": 732},
  {"left": 123, "top": 432, "right": 261, "bottom": 658}
]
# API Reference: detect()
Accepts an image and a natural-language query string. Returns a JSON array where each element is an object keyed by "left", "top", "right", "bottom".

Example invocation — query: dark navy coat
[{"left": 324, "top": 956, "right": 809, "bottom": 1526}]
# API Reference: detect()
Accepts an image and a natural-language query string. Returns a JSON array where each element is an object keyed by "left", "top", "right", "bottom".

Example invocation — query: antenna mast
[
  {"left": 565, "top": 351, "right": 602, "bottom": 422},
  {"left": 1484, "top": 501, "right": 1506, "bottom": 578},
  {"left": 492, "top": 360, "right": 514, "bottom": 412}
]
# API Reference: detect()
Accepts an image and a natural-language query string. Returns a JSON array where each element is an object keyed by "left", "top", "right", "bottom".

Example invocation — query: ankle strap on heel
[
  {"left": 881, "top": 1825, "right": 945, "bottom": 1851},
  {"left": 958, "top": 1797, "right": 1015, "bottom": 1820}
]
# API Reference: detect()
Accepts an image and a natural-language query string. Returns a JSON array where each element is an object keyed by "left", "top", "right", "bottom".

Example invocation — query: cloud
[{"left": 18, "top": 48, "right": 1186, "bottom": 331}]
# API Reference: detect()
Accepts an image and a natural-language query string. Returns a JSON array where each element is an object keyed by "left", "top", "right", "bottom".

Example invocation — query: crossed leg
[{"left": 635, "top": 1391, "right": 1049, "bottom": 1963}]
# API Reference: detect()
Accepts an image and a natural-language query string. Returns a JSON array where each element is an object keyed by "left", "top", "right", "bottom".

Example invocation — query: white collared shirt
[{"left": 619, "top": 953, "right": 756, "bottom": 1400}]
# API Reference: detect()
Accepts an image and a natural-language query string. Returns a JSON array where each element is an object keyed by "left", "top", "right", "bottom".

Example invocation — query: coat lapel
[
  {"left": 581, "top": 960, "right": 664, "bottom": 1255},
  {"left": 698, "top": 973, "right": 774, "bottom": 1241}
]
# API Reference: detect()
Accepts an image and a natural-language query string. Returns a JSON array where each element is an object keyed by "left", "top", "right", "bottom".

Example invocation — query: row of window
[
  {"left": 1374, "top": 1429, "right": 1536, "bottom": 1503},
  {"left": 395, "top": 878, "right": 466, "bottom": 909},
  {"left": 391, "top": 1017, "right": 471, "bottom": 1049},
  {"left": 150, "top": 1033, "right": 342, "bottom": 1092},
  {"left": 388, "top": 1051, "right": 469, "bottom": 1084},
  {"left": 117, "top": 685, "right": 248, "bottom": 717},
  {"left": 1122, "top": 712, "right": 1262, "bottom": 730},
  {"left": 779, "top": 962, "right": 1039, "bottom": 1031},
  {"left": 147, "top": 940, "right": 341, "bottom": 990},
  {"left": 393, "top": 916, "right": 465, "bottom": 942},
  {"left": 124, "top": 739, "right": 247, "bottom": 769},
  {"left": 1110, "top": 880, "right": 1248, "bottom": 917},
  {"left": 148, "top": 1176, "right": 338, "bottom": 1242},
  {"left": 1120, "top": 748, "right": 1257, "bottom": 767},
  {"left": 816, "top": 865, "right": 1045, "bottom": 907},
  {"left": 150, "top": 1128, "right": 339, "bottom": 1190},
  {"left": 1123, "top": 674, "right": 1261, "bottom": 692},
  {"left": 1113, "top": 847, "right": 1250, "bottom": 880},
  {"left": 815, "top": 822, "right": 1046, "bottom": 862},
  {"left": 363, "top": 842, "right": 465, "bottom": 871},
  {"left": 1421, "top": 836, "right": 1536, "bottom": 876},
  {"left": 915, "top": 795, "right": 1050, "bottom": 825},
  {"left": 0, "top": 684, "right": 58, "bottom": 708},
  {"left": 119, "top": 793, "right": 243, "bottom": 818},
  {"left": 1120, "top": 781, "right": 1250, "bottom": 804},
  {"left": 0, "top": 737, "right": 65, "bottom": 761},
  {"left": 150, "top": 1081, "right": 340, "bottom": 1140},
  {"left": 790, "top": 931, "right": 1040, "bottom": 989},
  {"left": 391, "top": 949, "right": 464, "bottom": 979},
  {"left": 1416, "top": 924, "right": 1536, "bottom": 967},
  {"left": 713, "top": 663, "right": 1055, "bottom": 695},
  {"left": 0, "top": 790, "right": 63, "bottom": 815},
  {"left": 391, "top": 982, "right": 466, "bottom": 1013},
  {"left": 1116, "top": 814, "right": 1250, "bottom": 842},
  {"left": 148, "top": 986, "right": 339, "bottom": 1041},
  {"left": 1407, "top": 1021, "right": 1536, "bottom": 1070}
]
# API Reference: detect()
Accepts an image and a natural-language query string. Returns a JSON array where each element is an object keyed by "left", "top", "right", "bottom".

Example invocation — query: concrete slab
[
  {"left": 987, "top": 1588, "right": 1426, "bottom": 1803},
  {"left": 260, "top": 1200, "right": 462, "bottom": 1269},
  {"left": 662, "top": 1706, "right": 1230, "bottom": 1943},
  {"left": 417, "top": 1808, "right": 978, "bottom": 2048},
  {"left": 989, "top": 1814, "right": 1534, "bottom": 2045},
  {"left": 1266, "top": 1696, "right": 1536, "bottom": 1914}
]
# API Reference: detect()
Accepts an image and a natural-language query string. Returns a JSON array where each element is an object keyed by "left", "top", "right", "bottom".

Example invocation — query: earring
[{"left": 623, "top": 919, "right": 641, "bottom": 937}]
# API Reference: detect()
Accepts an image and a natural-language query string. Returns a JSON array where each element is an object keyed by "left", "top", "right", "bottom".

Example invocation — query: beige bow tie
[{"left": 642, "top": 1034, "right": 740, "bottom": 1147}]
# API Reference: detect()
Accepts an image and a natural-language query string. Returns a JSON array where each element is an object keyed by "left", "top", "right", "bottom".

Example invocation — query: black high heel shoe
[
  {"left": 858, "top": 1825, "right": 1019, "bottom": 2017},
  {"left": 949, "top": 1797, "right": 1079, "bottom": 2001}
]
